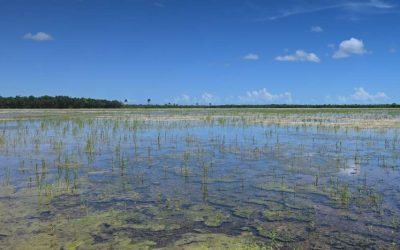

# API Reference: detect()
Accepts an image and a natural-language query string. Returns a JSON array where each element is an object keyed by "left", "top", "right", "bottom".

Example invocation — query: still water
[{"left": 0, "top": 110, "right": 399, "bottom": 249}]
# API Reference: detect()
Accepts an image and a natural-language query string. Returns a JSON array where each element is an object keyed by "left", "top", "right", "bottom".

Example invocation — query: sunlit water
[{"left": 0, "top": 110, "right": 399, "bottom": 249}]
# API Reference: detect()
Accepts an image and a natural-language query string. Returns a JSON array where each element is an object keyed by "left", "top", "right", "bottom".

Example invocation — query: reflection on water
[
  {"left": 339, "top": 162, "right": 361, "bottom": 176},
  {"left": 0, "top": 109, "right": 399, "bottom": 249}
]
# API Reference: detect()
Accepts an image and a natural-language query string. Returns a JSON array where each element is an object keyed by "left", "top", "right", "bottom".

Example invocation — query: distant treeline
[
  {"left": 1, "top": 96, "right": 399, "bottom": 109},
  {"left": 124, "top": 103, "right": 400, "bottom": 109},
  {"left": 0, "top": 96, "right": 122, "bottom": 109}
]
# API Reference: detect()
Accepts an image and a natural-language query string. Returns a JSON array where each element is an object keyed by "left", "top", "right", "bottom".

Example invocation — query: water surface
[{"left": 0, "top": 109, "right": 399, "bottom": 249}]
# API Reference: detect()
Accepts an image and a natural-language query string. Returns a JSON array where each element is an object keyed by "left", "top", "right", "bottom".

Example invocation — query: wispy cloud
[
  {"left": 153, "top": 1, "right": 165, "bottom": 8},
  {"left": 172, "top": 93, "right": 218, "bottom": 104},
  {"left": 172, "top": 89, "right": 292, "bottom": 105},
  {"left": 238, "top": 88, "right": 292, "bottom": 104},
  {"left": 201, "top": 92, "right": 218, "bottom": 104},
  {"left": 310, "top": 26, "right": 323, "bottom": 32},
  {"left": 333, "top": 37, "right": 367, "bottom": 59},
  {"left": 268, "top": 0, "right": 396, "bottom": 20},
  {"left": 243, "top": 53, "right": 259, "bottom": 60},
  {"left": 23, "top": 32, "right": 53, "bottom": 41},
  {"left": 173, "top": 94, "right": 191, "bottom": 104},
  {"left": 338, "top": 87, "right": 389, "bottom": 103},
  {"left": 269, "top": 4, "right": 339, "bottom": 20},
  {"left": 275, "top": 50, "right": 321, "bottom": 63}
]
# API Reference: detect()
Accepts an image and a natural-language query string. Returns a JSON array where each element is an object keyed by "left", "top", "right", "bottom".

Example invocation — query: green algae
[
  {"left": 328, "top": 231, "right": 373, "bottom": 248},
  {"left": 184, "top": 204, "right": 230, "bottom": 227},
  {"left": 162, "top": 233, "right": 264, "bottom": 250},
  {"left": 64, "top": 235, "right": 157, "bottom": 250},
  {"left": 256, "top": 223, "right": 308, "bottom": 244},
  {"left": 93, "top": 236, "right": 157, "bottom": 250},
  {"left": 262, "top": 209, "right": 312, "bottom": 223},
  {"left": 2, "top": 208, "right": 162, "bottom": 249},
  {"left": 65, "top": 239, "right": 84, "bottom": 250},
  {"left": 232, "top": 207, "right": 255, "bottom": 219},
  {"left": 204, "top": 211, "right": 230, "bottom": 227},
  {"left": 10, "top": 233, "right": 62, "bottom": 250}
]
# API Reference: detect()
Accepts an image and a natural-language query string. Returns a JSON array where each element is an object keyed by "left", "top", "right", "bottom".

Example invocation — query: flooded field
[{"left": 0, "top": 108, "right": 399, "bottom": 249}]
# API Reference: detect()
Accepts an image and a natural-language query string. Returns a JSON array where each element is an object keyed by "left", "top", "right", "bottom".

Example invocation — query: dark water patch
[
  {"left": 327, "top": 231, "right": 377, "bottom": 249},
  {"left": 50, "top": 193, "right": 82, "bottom": 209},
  {"left": 0, "top": 234, "right": 8, "bottom": 240},
  {"left": 26, "top": 210, "right": 54, "bottom": 221}
]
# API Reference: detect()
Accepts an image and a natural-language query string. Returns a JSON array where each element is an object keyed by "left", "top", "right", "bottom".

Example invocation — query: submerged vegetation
[{"left": 0, "top": 108, "right": 399, "bottom": 249}]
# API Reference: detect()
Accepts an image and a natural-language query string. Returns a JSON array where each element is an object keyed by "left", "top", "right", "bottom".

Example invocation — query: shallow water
[{"left": 0, "top": 109, "right": 399, "bottom": 249}]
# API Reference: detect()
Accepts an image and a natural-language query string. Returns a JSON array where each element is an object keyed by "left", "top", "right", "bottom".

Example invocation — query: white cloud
[
  {"left": 338, "top": 87, "right": 389, "bottom": 103},
  {"left": 201, "top": 92, "right": 218, "bottom": 104},
  {"left": 275, "top": 50, "right": 321, "bottom": 63},
  {"left": 172, "top": 89, "right": 292, "bottom": 105},
  {"left": 238, "top": 88, "right": 292, "bottom": 104},
  {"left": 23, "top": 32, "right": 53, "bottom": 41},
  {"left": 172, "top": 93, "right": 218, "bottom": 104},
  {"left": 389, "top": 47, "right": 397, "bottom": 53},
  {"left": 173, "top": 94, "right": 191, "bottom": 104},
  {"left": 243, "top": 53, "right": 259, "bottom": 60},
  {"left": 333, "top": 38, "right": 367, "bottom": 59},
  {"left": 311, "top": 26, "right": 323, "bottom": 32}
]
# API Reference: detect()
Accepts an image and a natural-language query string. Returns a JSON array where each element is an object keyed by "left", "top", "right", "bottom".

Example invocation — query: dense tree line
[{"left": 0, "top": 95, "right": 122, "bottom": 109}]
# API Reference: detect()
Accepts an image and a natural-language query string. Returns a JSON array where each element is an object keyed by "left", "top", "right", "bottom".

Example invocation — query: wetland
[{"left": 0, "top": 108, "right": 399, "bottom": 249}]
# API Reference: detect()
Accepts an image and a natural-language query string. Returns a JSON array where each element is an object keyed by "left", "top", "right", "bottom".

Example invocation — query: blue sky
[{"left": 0, "top": 0, "right": 399, "bottom": 104}]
